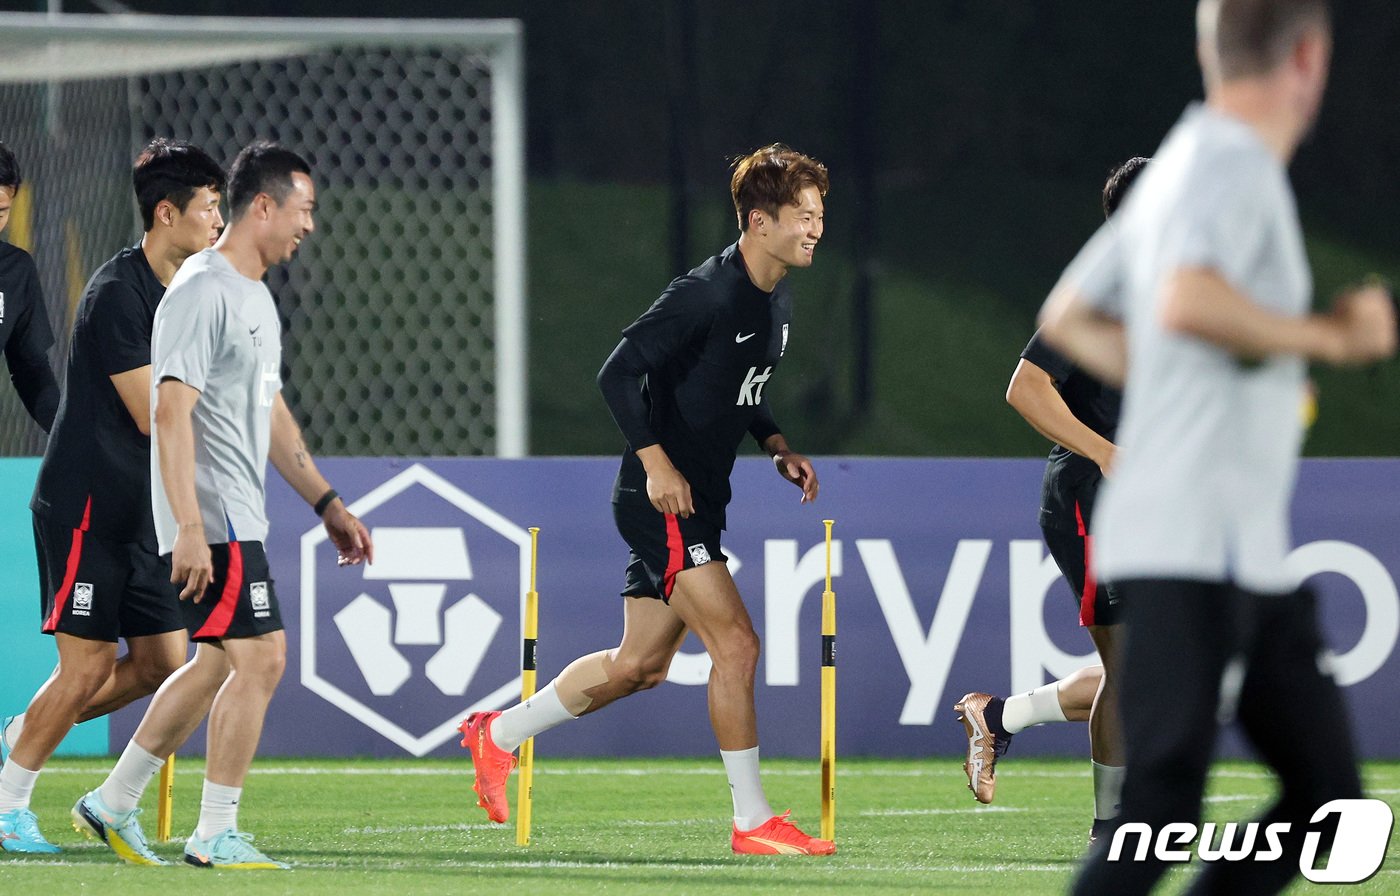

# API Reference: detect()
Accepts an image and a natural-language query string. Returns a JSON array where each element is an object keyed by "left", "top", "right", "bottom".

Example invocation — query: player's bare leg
[
  {"left": 0, "top": 634, "right": 115, "bottom": 853},
  {"left": 204, "top": 632, "right": 285, "bottom": 788},
  {"left": 564, "top": 594, "right": 688, "bottom": 715},
  {"left": 667, "top": 563, "right": 759, "bottom": 751},
  {"left": 462, "top": 594, "right": 687, "bottom": 823},
  {"left": 75, "top": 640, "right": 230, "bottom": 861},
  {"left": 1086, "top": 624, "right": 1126, "bottom": 838},
  {"left": 78, "top": 631, "right": 188, "bottom": 722},
  {"left": 4, "top": 630, "right": 189, "bottom": 765},
  {"left": 1054, "top": 665, "right": 1102, "bottom": 722},
  {"left": 669, "top": 562, "right": 833, "bottom": 855},
  {"left": 9, "top": 635, "right": 117, "bottom": 771},
  {"left": 128, "top": 642, "right": 230, "bottom": 759},
  {"left": 955, "top": 664, "right": 1105, "bottom": 804}
]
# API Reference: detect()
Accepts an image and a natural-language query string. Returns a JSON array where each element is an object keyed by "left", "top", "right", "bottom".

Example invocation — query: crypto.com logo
[
  {"left": 300, "top": 464, "right": 531, "bottom": 756},
  {"left": 1108, "top": 799, "right": 1394, "bottom": 884}
]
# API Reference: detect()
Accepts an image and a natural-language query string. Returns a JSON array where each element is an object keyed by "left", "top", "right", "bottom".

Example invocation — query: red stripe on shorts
[
  {"left": 662, "top": 513, "right": 684, "bottom": 599},
  {"left": 1075, "top": 500, "right": 1097, "bottom": 627},
  {"left": 195, "top": 542, "right": 244, "bottom": 639},
  {"left": 43, "top": 497, "right": 92, "bottom": 633}
]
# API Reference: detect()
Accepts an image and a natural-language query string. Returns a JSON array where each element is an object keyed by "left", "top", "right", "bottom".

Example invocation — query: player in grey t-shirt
[
  {"left": 1041, "top": 2, "right": 1394, "bottom": 894},
  {"left": 79, "top": 142, "right": 373, "bottom": 871}
]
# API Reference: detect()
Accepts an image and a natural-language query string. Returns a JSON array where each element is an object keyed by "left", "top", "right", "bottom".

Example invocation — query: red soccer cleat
[
  {"left": 731, "top": 811, "right": 835, "bottom": 856},
  {"left": 459, "top": 711, "right": 517, "bottom": 823}
]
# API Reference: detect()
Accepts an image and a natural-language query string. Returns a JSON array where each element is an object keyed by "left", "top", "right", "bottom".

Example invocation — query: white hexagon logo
[{"left": 300, "top": 463, "right": 531, "bottom": 756}]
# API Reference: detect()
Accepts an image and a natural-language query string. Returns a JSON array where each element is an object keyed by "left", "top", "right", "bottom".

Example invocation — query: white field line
[
  {"left": 35, "top": 763, "right": 1296, "bottom": 781},
  {"left": 342, "top": 823, "right": 503, "bottom": 834},
  {"left": 612, "top": 818, "right": 714, "bottom": 827},
  {"left": 31, "top": 765, "right": 966, "bottom": 778},
  {"left": 1203, "top": 794, "right": 1264, "bottom": 803},
  {"left": 283, "top": 857, "right": 1071, "bottom": 874},
  {"left": 858, "top": 806, "right": 1027, "bottom": 816}
]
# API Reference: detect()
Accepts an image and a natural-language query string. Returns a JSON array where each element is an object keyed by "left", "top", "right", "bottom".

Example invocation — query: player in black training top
[
  {"left": 954, "top": 158, "right": 1148, "bottom": 840},
  {"left": 461, "top": 145, "right": 834, "bottom": 856},
  {"left": 0, "top": 139, "right": 225, "bottom": 858},
  {"left": 0, "top": 141, "right": 59, "bottom": 434}
]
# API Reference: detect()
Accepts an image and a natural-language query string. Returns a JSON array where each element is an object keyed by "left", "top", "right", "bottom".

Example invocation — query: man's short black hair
[
  {"left": 1199, "top": 0, "right": 1331, "bottom": 80},
  {"left": 1102, "top": 157, "right": 1151, "bottom": 219},
  {"left": 133, "top": 138, "right": 227, "bottom": 232},
  {"left": 0, "top": 141, "right": 21, "bottom": 192},
  {"left": 227, "top": 140, "right": 312, "bottom": 219}
]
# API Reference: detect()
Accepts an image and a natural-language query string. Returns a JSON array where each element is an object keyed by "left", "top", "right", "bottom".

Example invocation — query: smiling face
[
  {"left": 260, "top": 171, "right": 317, "bottom": 266},
  {"left": 766, "top": 186, "right": 824, "bottom": 269}
]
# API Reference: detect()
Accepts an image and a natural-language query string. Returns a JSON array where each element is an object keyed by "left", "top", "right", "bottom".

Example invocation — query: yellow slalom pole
[
  {"left": 156, "top": 754, "right": 174, "bottom": 841},
  {"left": 516, "top": 526, "right": 540, "bottom": 847},
  {"left": 820, "top": 519, "right": 837, "bottom": 842}
]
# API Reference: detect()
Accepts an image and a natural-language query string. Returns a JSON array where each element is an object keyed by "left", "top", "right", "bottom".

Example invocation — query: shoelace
[
  {"left": 112, "top": 808, "right": 158, "bottom": 854},
  {"left": 7, "top": 809, "right": 48, "bottom": 841},
  {"left": 103, "top": 804, "right": 144, "bottom": 830},
  {"left": 759, "top": 811, "right": 804, "bottom": 839},
  {"left": 215, "top": 830, "right": 271, "bottom": 861}
]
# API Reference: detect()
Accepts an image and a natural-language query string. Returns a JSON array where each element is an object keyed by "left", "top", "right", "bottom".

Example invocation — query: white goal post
[{"left": 0, "top": 12, "right": 527, "bottom": 458}]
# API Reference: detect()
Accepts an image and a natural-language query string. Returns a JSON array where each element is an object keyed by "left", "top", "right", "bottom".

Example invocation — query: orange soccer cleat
[
  {"left": 459, "top": 711, "right": 517, "bottom": 823},
  {"left": 731, "top": 811, "right": 836, "bottom": 856}
]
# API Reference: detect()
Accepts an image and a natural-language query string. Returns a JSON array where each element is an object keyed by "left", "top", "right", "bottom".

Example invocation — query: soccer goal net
[{"left": 0, "top": 13, "right": 526, "bottom": 458}]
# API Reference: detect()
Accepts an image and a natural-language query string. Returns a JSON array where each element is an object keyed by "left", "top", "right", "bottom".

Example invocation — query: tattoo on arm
[{"left": 295, "top": 440, "right": 308, "bottom": 469}]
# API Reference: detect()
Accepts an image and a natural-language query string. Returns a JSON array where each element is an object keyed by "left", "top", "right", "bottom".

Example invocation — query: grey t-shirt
[
  {"left": 1052, "top": 103, "right": 1311, "bottom": 593},
  {"left": 150, "top": 248, "right": 283, "bottom": 553}
]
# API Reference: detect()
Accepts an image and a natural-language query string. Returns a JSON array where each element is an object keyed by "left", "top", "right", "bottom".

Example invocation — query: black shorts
[
  {"left": 613, "top": 502, "right": 726, "bottom": 602},
  {"left": 179, "top": 541, "right": 284, "bottom": 642},
  {"left": 1041, "top": 501, "right": 1122, "bottom": 627},
  {"left": 34, "top": 512, "right": 183, "bottom": 642}
]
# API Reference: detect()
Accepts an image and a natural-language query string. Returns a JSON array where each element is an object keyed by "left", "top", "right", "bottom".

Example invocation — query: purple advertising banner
[{"left": 108, "top": 458, "right": 1400, "bottom": 760}]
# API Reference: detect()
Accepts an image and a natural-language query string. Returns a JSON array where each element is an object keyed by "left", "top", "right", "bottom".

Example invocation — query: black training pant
[{"left": 1071, "top": 579, "right": 1362, "bottom": 896}]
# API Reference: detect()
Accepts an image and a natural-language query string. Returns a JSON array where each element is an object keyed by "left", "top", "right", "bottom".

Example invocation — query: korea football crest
[{"left": 72, "top": 582, "right": 93, "bottom": 616}]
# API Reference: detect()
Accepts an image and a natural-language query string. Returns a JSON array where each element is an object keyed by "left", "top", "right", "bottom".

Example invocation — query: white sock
[
  {"left": 0, "top": 760, "right": 40, "bottom": 812},
  {"left": 2, "top": 713, "right": 24, "bottom": 748},
  {"left": 1002, "top": 682, "right": 1068, "bottom": 734},
  {"left": 491, "top": 683, "right": 577, "bottom": 753},
  {"left": 1093, "top": 761, "right": 1126, "bottom": 820},
  {"left": 720, "top": 746, "right": 774, "bottom": 831},
  {"left": 195, "top": 780, "right": 242, "bottom": 841},
  {"left": 99, "top": 742, "right": 167, "bottom": 814}
]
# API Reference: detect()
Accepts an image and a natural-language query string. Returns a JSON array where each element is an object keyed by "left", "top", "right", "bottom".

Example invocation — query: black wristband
[{"left": 314, "top": 488, "right": 339, "bottom": 517}]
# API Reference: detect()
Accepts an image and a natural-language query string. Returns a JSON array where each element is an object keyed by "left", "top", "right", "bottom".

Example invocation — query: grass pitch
[{"left": 3, "top": 757, "right": 1397, "bottom": 894}]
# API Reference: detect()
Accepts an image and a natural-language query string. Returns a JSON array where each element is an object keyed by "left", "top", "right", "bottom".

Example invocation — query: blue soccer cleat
[
  {"left": 71, "top": 789, "right": 168, "bottom": 865},
  {"left": 0, "top": 807, "right": 61, "bottom": 854},
  {"left": 184, "top": 828, "right": 289, "bottom": 870}
]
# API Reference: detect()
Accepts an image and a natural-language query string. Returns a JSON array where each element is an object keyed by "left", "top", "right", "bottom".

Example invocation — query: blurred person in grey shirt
[{"left": 1040, "top": 1, "right": 1395, "bottom": 893}]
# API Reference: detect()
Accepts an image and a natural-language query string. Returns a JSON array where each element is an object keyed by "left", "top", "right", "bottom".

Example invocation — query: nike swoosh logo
[
  {"left": 735, "top": 333, "right": 756, "bottom": 343},
  {"left": 249, "top": 325, "right": 261, "bottom": 335}
]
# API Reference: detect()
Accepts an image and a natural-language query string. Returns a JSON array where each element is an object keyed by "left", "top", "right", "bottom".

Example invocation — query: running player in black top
[
  {"left": 955, "top": 158, "right": 1147, "bottom": 840},
  {"left": 461, "top": 145, "right": 834, "bottom": 856},
  {"left": 0, "top": 139, "right": 225, "bottom": 857},
  {"left": 0, "top": 142, "right": 59, "bottom": 434}
]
